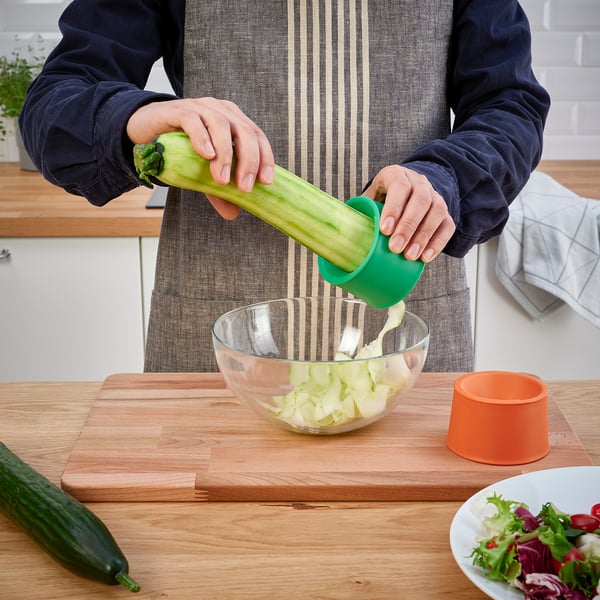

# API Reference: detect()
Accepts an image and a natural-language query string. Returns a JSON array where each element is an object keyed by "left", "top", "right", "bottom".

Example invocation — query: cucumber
[
  {"left": 133, "top": 131, "right": 375, "bottom": 273},
  {"left": 0, "top": 441, "right": 140, "bottom": 592}
]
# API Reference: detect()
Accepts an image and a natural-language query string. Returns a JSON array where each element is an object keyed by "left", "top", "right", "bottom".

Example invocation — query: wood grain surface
[
  {"left": 1, "top": 378, "right": 597, "bottom": 600},
  {"left": 0, "top": 163, "right": 158, "bottom": 237},
  {"left": 0, "top": 160, "right": 597, "bottom": 238},
  {"left": 538, "top": 160, "right": 600, "bottom": 199},
  {"left": 60, "top": 372, "right": 592, "bottom": 502}
]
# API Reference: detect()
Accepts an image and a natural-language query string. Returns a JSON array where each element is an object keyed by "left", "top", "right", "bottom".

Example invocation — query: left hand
[
  {"left": 363, "top": 165, "right": 456, "bottom": 263},
  {"left": 126, "top": 97, "right": 275, "bottom": 220}
]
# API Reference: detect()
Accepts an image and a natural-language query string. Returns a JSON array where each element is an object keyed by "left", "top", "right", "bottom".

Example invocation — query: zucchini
[
  {"left": 133, "top": 131, "right": 374, "bottom": 273},
  {"left": 0, "top": 441, "right": 140, "bottom": 592}
]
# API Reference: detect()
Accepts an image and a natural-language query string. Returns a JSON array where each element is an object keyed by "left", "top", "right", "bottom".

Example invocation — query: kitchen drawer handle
[{"left": 0, "top": 248, "right": 11, "bottom": 260}]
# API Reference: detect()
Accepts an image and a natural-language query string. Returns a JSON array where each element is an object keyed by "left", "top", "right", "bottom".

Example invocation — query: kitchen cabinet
[
  {"left": 0, "top": 163, "right": 159, "bottom": 381},
  {"left": 463, "top": 246, "right": 478, "bottom": 342},
  {"left": 141, "top": 236, "right": 159, "bottom": 338},
  {"left": 470, "top": 161, "right": 600, "bottom": 380},
  {"left": 472, "top": 238, "right": 600, "bottom": 380},
  {"left": 0, "top": 237, "right": 146, "bottom": 381},
  {"left": 1, "top": 161, "right": 598, "bottom": 381},
  {"left": 0, "top": 377, "right": 597, "bottom": 600}
]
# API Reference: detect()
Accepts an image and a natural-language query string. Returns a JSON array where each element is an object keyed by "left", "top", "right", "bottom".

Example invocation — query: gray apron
[{"left": 145, "top": 0, "right": 473, "bottom": 373}]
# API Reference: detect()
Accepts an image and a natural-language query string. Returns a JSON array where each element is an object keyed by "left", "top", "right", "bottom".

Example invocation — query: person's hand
[
  {"left": 126, "top": 98, "right": 275, "bottom": 219},
  {"left": 362, "top": 165, "right": 456, "bottom": 263}
]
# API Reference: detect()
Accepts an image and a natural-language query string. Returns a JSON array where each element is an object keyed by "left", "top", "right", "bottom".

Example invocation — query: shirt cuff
[
  {"left": 400, "top": 160, "right": 476, "bottom": 258},
  {"left": 93, "top": 88, "right": 177, "bottom": 202}
]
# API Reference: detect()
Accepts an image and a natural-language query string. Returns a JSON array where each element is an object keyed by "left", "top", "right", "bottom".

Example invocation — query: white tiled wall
[
  {"left": 1, "top": 0, "right": 599, "bottom": 161},
  {"left": 521, "top": 0, "right": 600, "bottom": 158},
  {"left": 0, "top": 0, "right": 65, "bottom": 161}
]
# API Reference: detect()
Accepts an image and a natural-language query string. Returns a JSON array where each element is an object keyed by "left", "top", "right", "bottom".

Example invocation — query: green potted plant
[{"left": 0, "top": 39, "right": 45, "bottom": 170}]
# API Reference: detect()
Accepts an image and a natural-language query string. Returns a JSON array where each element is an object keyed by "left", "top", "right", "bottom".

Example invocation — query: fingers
[
  {"left": 205, "top": 195, "right": 241, "bottom": 220},
  {"left": 363, "top": 165, "right": 456, "bottom": 263},
  {"left": 219, "top": 100, "right": 275, "bottom": 191},
  {"left": 128, "top": 103, "right": 455, "bottom": 253},
  {"left": 126, "top": 97, "right": 275, "bottom": 196}
]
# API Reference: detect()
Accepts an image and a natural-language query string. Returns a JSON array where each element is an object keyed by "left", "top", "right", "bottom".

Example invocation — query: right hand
[
  {"left": 363, "top": 165, "right": 456, "bottom": 263},
  {"left": 126, "top": 97, "right": 275, "bottom": 219}
]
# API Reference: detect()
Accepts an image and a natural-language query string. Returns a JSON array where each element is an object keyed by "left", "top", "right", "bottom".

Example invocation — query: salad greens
[
  {"left": 471, "top": 494, "right": 600, "bottom": 599},
  {"left": 268, "top": 301, "right": 411, "bottom": 428}
]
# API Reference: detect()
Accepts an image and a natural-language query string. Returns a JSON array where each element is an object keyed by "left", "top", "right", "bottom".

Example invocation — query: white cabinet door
[
  {"left": 463, "top": 246, "right": 478, "bottom": 344},
  {"left": 140, "top": 237, "right": 159, "bottom": 339},
  {"left": 473, "top": 238, "right": 600, "bottom": 380},
  {"left": 0, "top": 238, "right": 145, "bottom": 381}
]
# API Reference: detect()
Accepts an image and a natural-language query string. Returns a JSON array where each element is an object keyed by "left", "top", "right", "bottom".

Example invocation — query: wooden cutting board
[{"left": 61, "top": 372, "right": 592, "bottom": 502}]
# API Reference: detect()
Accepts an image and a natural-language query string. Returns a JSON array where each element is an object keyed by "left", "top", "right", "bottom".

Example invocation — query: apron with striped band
[{"left": 144, "top": 0, "right": 473, "bottom": 373}]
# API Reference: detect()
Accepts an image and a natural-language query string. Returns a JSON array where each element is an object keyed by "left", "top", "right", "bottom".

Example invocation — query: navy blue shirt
[{"left": 20, "top": 0, "right": 550, "bottom": 258}]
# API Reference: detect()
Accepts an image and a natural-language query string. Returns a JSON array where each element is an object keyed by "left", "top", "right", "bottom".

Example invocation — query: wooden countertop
[
  {"left": 0, "top": 160, "right": 598, "bottom": 238},
  {"left": 0, "top": 163, "right": 160, "bottom": 237},
  {"left": 537, "top": 160, "right": 600, "bottom": 199},
  {"left": 0, "top": 374, "right": 598, "bottom": 600}
]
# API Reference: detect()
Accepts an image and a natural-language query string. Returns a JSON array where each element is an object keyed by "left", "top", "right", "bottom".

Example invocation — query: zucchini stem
[{"left": 115, "top": 571, "right": 141, "bottom": 593}]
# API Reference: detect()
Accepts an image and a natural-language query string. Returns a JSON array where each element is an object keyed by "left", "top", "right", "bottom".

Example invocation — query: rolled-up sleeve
[{"left": 19, "top": 0, "right": 183, "bottom": 206}]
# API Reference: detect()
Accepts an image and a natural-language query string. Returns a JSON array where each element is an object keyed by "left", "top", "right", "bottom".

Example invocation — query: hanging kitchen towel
[{"left": 495, "top": 171, "right": 600, "bottom": 328}]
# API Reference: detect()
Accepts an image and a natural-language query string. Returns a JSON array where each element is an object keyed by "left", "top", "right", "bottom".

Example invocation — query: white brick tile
[
  {"left": 547, "top": 0, "right": 600, "bottom": 31},
  {"left": 146, "top": 63, "right": 175, "bottom": 95},
  {"left": 577, "top": 101, "right": 600, "bottom": 133},
  {"left": 2, "top": 0, "right": 600, "bottom": 164},
  {"left": 544, "top": 67, "right": 600, "bottom": 100},
  {"left": 543, "top": 101, "right": 578, "bottom": 134},
  {"left": 0, "top": 33, "right": 56, "bottom": 64},
  {"left": 531, "top": 32, "right": 581, "bottom": 65},
  {"left": 0, "top": 3, "right": 63, "bottom": 34},
  {"left": 542, "top": 134, "right": 600, "bottom": 159},
  {"left": 0, "top": 35, "right": 16, "bottom": 58},
  {"left": 582, "top": 33, "right": 600, "bottom": 64},
  {"left": 520, "top": 0, "right": 549, "bottom": 31},
  {"left": 531, "top": 65, "right": 548, "bottom": 89}
]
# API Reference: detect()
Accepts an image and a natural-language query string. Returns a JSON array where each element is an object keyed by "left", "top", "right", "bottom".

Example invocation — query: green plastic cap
[{"left": 318, "top": 196, "right": 425, "bottom": 308}]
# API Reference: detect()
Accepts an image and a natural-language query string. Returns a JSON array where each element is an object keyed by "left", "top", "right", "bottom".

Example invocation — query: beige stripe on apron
[{"left": 144, "top": 0, "right": 473, "bottom": 373}]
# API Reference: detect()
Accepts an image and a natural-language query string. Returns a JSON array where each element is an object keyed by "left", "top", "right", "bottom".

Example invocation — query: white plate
[{"left": 449, "top": 466, "right": 600, "bottom": 600}]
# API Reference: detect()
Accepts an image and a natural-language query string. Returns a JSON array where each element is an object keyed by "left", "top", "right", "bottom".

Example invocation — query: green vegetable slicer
[{"left": 134, "top": 132, "right": 425, "bottom": 308}]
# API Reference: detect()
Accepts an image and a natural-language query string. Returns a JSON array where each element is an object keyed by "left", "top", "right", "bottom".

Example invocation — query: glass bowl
[{"left": 211, "top": 297, "right": 429, "bottom": 435}]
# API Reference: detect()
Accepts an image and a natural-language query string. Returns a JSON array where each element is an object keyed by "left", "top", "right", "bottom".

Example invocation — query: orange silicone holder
[{"left": 446, "top": 371, "right": 549, "bottom": 465}]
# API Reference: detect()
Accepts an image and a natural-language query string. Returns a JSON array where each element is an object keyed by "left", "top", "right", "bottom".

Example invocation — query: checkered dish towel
[{"left": 495, "top": 171, "right": 600, "bottom": 328}]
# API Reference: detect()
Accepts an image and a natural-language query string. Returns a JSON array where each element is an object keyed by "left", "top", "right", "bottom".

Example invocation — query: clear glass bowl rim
[{"left": 211, "top": 296, "right": 430, "bottom": 364}]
